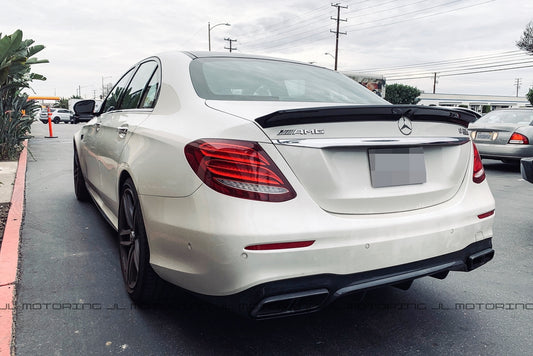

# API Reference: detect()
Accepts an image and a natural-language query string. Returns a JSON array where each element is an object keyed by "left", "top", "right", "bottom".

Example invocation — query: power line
[
  {"left": 387, "top": 64, "right": 533, "bottom": 80},
  {"left": 241, "top": 0, "right": 494, "bottom": 53},
  {"left": 353, "top": 50, "right": 525, "bottom": 73}
]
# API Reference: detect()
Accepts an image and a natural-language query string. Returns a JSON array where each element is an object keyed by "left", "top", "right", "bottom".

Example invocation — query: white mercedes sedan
[{"left": 73, "top": 51, "right": 495, "bottom": 319}]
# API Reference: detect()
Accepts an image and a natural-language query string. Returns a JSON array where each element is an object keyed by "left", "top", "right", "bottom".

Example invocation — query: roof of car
[{"left": 173, "top": 51, "right": 312, "bottom": 66}]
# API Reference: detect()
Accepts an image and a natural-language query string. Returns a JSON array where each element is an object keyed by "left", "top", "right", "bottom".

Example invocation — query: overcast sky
[{"left": 3, "top": 0, "right": 533, "bottom": 98}]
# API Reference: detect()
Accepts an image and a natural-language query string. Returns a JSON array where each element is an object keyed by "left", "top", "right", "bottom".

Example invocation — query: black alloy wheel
[
  {"left": 73, "top": 147, "right": 90, "bottom": 201},
  {"left": 53, "top": 117, "right": 60, "bottom": 124},
  {"left": 118, "top": 178, "right": 162, "bottom": 304}
]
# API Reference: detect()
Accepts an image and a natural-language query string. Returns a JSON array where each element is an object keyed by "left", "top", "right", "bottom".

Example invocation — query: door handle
[{"left": 117, "top": 127, "right": 128, "bottom": 139}]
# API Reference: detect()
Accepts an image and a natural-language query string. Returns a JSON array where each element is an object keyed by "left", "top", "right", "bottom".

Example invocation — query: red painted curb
[{"left": 0, "top": 140, "right": 28, "bottom": 356}]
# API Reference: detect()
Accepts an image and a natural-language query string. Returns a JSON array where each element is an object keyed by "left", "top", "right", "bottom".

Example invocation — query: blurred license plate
[
  {"left": 368, "top": 147, "right": 426, "bottom": 188},
  {"left": 476, "top": 132, "right": 492, "bottom": 140}
]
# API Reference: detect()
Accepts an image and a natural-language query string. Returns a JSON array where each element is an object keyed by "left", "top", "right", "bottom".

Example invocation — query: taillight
[
  {"left": 508, "top": 132, "right": 529, "bottom": 144},
  {"left": 472, "top": 143, "right": 485, "bottom": 184},
  {"left": 185, "top": 139, "right": 296, "bottom": 202}
]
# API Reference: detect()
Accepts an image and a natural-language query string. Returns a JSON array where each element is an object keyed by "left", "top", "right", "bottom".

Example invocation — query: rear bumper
[
  {"left": 198, "top": 239, "right": 494, "bottom": 319},
  {"left": 475, "top": 142, "right": 533, "bottom": 160},
  {"left": 142, "top": 174, "right": 494, "bottom": 295}
]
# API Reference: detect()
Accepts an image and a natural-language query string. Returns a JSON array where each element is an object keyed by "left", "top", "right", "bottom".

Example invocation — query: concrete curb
[{"left": 0, "top": 141, "right": 28, "bottom": 356}]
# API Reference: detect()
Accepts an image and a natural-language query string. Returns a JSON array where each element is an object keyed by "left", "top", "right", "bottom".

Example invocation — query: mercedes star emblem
[{"left": 398, "top": 117, "right": 413, "bottom": 135}]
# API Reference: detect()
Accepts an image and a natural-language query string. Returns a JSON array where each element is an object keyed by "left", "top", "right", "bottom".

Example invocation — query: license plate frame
[
  {"left": 368, "top": 147, "right": 427, "bottom": 188},
  {"left": 475, "top": 131, "right": 493, "bottom": 140}
]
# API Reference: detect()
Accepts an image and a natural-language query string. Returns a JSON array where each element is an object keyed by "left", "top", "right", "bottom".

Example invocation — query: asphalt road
[{"left": 14, "top": 123, "right": 533, "bottom": 355}]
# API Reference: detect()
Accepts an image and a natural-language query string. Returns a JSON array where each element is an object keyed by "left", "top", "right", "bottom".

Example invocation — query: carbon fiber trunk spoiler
[{"left": 255, "top": 105, "right": 478, "bottom": 129}]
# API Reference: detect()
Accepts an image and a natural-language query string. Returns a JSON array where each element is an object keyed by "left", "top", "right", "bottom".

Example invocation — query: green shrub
[{"left": 0, "top": 29, "right": 47, "bottom": 160}]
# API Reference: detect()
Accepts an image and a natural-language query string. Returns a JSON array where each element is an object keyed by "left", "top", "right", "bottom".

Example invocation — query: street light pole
[
  {"left": 208, "top": 22, "right": 231, "bottom": 51},
  {"left": 101, "top": 76, "right": 111, "bottom": 99}
]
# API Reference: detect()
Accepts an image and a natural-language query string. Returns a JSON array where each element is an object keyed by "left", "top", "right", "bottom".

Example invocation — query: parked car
[
  {"left": 73, "top": 51, "right": 495, "bottom": 319},
  {"left": 39, "top": 108, "right": 73, "bottom": 124},
  {"left": 469, "top": 108, "right": 533, "bottom": 163},
  {"left": 70, "top": 112, "right": 94, "bottom": 124},
  {"left": 520, "top": 157, "right": 533, "bottom": 182}
]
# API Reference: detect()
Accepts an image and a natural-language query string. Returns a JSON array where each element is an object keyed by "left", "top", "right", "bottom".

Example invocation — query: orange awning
[{"left": 27, "top": 96, "right": 61, "bottom": 101}]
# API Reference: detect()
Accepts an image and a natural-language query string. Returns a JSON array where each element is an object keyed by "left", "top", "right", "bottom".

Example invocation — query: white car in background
[
  {"left": 39, "top": 108, "right": 73, "bottom": 124},
  {"left": 73, "top": 51, "right": 495, "bottom": 319}
]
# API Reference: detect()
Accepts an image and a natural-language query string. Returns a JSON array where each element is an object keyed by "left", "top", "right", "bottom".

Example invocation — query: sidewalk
[{"left": 0, "top": 162, "right": 17, "bottom": 204}]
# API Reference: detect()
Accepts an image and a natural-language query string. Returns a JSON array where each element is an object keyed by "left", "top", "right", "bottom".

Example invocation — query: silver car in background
[{"left": 469, "top": 108, "right": 533, "bottom": 163}]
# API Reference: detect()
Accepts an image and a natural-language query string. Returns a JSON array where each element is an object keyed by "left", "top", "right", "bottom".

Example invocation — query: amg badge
[{"left": 277, "top": 129, "right": 325, "bottom": 136}]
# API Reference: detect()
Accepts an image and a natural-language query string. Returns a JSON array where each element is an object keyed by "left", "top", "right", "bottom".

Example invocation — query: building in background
[{"left": 418, "top": 93, "right": 531, "bottom": 113}]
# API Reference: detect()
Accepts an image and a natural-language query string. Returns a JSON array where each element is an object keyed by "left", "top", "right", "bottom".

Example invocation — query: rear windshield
[
  {"left": 189, "top": 57, "right": 388, "bottom": 104},
  {"left": 476, "top": 110, "right": 533, "bottom": 125}
]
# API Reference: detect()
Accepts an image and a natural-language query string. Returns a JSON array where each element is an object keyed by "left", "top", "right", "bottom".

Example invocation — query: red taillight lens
[
  {"left": 185, "top": 139, "right": 296, "bottom": 202},
  {"left": 472, "top": 143, "right": 485, "bottom": 184},
  {"left": 508, "top": 132, "right": 529, "bottom": 144}
]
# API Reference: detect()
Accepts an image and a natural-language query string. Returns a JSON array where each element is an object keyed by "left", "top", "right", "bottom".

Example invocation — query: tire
[
  {"left": 118, "top": 178, "right": 163, "bottom": 304},
  {"left": 53, "top": 116, "right": 60, "bottom": 124},
  {"left": 501, "top": 159, "right": 520, "bottom": 166},
  {"left": 73, "top": 147, "right": 90, "bottom": 201}
]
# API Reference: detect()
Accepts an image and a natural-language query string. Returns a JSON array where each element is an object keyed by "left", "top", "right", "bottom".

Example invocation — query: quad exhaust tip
[
  {"left": 251, "top": 289, "right": 330, "bottom": 319},
  {"left": 467, "top": 248, "right": 494, "bottom": 271}
]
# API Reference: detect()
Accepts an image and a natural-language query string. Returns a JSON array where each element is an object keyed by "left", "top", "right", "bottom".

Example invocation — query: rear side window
[
  {"left": 102, "top": 69, "right": 135, "bottom": 113},
  {"left": 120, "top": 61, "right": 159, "bottom": 110},
  {"left": 139, "top": 69, "right": 160, "bottom": 108}
]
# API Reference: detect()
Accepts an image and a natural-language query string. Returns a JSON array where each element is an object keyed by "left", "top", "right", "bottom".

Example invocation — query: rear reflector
[
  {"left": 185, "top": 139, "right": 296, "bottom": 202},
  {"left": 508, "top": 132, "right": 529, "bottom": 144},
  {"left": 245, "top": 241, "right": 315, "bottom": 251},
  {"left": 477, "top": 210, "right": 495, "bottom": 219},
  {"left": 472, "top": 143, "right": 486, "bottom": 184}
]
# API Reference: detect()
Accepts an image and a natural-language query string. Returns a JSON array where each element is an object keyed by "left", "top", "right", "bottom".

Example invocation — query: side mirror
[
  {"left": 73, "top": 100, "right": 96, "bottom": 115},
  {"left": 520, "top": 157, "right": 533, "bottom": 183}
]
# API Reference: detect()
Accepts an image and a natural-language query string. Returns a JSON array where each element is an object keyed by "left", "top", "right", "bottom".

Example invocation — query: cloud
[{"left": 3, "top": 0, "right": 533, "bottom": 98}]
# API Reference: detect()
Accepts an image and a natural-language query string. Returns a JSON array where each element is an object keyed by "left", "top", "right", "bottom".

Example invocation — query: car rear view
[
  {"left": 74, "top": 52, "right": 495, "bottom": 319},
  {"left": 150, "top": 54, "right": 495, "bottom": 318}
]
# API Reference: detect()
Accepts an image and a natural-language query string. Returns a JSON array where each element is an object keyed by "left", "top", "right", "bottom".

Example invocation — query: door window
[
  {"left": 101, "top": 68, "right": 135, "bottom": 113},
  {"left": 120, "top": 61, "right": 159, "bottom": 110}
]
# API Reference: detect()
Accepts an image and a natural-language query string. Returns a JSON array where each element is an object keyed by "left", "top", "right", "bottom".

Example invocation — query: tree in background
[
  {"left": 0, "top": 29, "right": 48, "bottom": 160},
  {"left": 527, "top": 88, "right": 533, "bottom": 106},
  {"left": 56, "top": 97, "right": 69, "bottom": 109},
  {"left": 517, "top": 21, "right": 533, "bottom": 53},
  {"left": 55, "top": 95, "right": 82, "bottom": 109},
  {"left": 384, "top": 83, "right": 421, "bottom": 104}
]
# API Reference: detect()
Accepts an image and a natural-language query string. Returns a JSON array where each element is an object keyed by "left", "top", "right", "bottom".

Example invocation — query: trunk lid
[{"left": 209, "top": 102, "right": 476, "bottom": 214}]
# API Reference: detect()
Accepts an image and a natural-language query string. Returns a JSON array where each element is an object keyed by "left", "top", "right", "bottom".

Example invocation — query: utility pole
[
  {"left": 433, "top": 72, "right": 437, "bottom": 94},
  {"left": 224, "top": 38, "right": 237, "bottom": 52},
  {"left": 330, "top": 3, "right": 347, "bottom": 71},
  {"left": 515, "top": 78, "right": 522, "bottom": 97}
]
